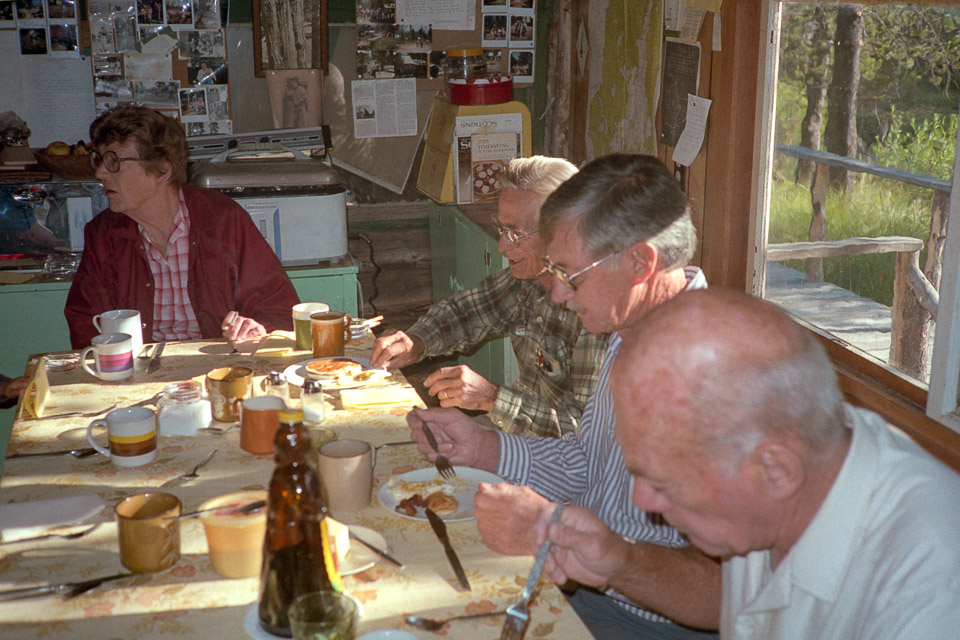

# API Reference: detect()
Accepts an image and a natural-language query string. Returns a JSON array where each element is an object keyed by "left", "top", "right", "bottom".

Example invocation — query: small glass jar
[
  {"left": 300, "top": 379, "right": 325, "bottom": 427},
  {"left": 263, "top": 371, "right": 289, "bottom": 406},
  {"left": 443, "top": 48, "right": 486, "bottom": 83},
  {"left": 157, "top": 381, "right": 212, "bottom": 436}
]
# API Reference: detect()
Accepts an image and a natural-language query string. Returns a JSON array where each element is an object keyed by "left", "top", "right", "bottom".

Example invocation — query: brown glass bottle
[{"left": 258, "top": 409, "right": 342, "bottom": 637}]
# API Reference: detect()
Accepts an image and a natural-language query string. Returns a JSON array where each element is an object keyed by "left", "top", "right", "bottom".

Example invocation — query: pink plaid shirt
[{"left": 142, "top": 189, "right": 202, "bottom": 341}]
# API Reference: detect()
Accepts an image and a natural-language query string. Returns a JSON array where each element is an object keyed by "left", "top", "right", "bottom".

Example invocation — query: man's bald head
[{"left": 613, "top": 288, "right": 846, "bottom": 473}]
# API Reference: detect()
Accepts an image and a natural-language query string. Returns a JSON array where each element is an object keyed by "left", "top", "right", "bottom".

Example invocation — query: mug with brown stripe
[{"left": 87, "top": 406, "right": 158, "bottom": 466}]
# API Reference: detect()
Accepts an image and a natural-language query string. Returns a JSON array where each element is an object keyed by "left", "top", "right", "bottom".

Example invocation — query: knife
[
  {"left": 349, "top": 530, "right": 404, "bottom": 568},
  {"left": 146, "top": 341, "right": 166, "bottom": 373},
  {"left": 425, "top": 508, "right": 470, "bottom": 591},
  {"left": 0, "top": 572, "right": 131, "bottom": 602},
  {"left": 6, "top": 447, "right": 99, "bottom": 460}
]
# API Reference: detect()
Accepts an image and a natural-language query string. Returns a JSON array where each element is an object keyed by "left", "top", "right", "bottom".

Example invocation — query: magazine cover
[
  {"left": 453, "top": 113, "right": 523, "bottom": 204},
  {"left": 470, "top": 131, "right": 519, "bottom": 203}
]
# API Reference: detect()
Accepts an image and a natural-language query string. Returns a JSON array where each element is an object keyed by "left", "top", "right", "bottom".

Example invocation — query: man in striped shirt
[{"left": 408, "top": 154, "right": 720, "bottom": 638}]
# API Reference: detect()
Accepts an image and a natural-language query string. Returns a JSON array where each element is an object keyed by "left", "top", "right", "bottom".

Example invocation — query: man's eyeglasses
[
  {"left": 90, "top": 150, "right": 142, "bottom": 173},
  {"left": 542, "top": 251, "right": 621, "bottom": 292},
  {"left": 495, "top": 225, "right": 538, "bottom": 246}
]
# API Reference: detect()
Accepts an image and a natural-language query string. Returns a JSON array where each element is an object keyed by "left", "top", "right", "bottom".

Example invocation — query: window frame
[{"left": 751, "top": 1, "right": 960, "bottom": 438}]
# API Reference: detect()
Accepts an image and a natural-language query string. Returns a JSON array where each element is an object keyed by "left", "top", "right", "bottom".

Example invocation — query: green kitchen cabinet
[{"left": 428, "top": 202, "right": 519, "bottom": 387}]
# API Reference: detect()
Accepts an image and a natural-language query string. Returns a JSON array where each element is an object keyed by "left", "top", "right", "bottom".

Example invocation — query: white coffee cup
[
  {"left": 80, "top": 332, "right": 134, "bottom": 381},
  {"left": 293, "top": 303, "right": 330, "bottom": 351},
  {"left": 93, "top": 309, "right": 143, "bottom": 357},
  {"left": 317, "top": 439, "right": 376, "bottom": 515},
  {"left": 87, "top": 406, "right": 158, "bottom": 467}
]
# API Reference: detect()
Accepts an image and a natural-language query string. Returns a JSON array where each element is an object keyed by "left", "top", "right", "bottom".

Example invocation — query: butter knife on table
[
  {"left": 0, "top": 572, "right": 132, "bottom": 602},
  {"left": 146, "top": 341, "right": 166, "bottom": 373},
  {"left": 425, "top": 508, "right": 470, "bottom": 591}
]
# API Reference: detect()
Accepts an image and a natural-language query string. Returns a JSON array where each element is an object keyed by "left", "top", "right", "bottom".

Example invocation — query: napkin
[
  {"left": 0, "top": 494, "right": 105, "bottom": 541},
  {"left": 17, "top": 356, "right": 50, "bottom": 420},
  {"left": 339, "top": 385, "right": 420, "bottom": 409},
  {"left": 235, "top": 331, "right": 296, "bottom": 356}
]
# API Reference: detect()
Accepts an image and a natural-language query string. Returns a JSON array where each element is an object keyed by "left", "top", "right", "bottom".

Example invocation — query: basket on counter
[{"left": 33, "top": 151, "right": 97, "bottom": 179}]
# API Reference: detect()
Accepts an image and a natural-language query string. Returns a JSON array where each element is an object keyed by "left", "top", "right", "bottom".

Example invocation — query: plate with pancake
[
  {"left": 283, "top": 357, "right": 389, "bottom": 391},
  {"left": 378, "top": 467, "right": 505, "bottom": 522}
]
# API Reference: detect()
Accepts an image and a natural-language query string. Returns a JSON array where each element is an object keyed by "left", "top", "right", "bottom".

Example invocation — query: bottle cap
[
  {"left": 302, "top": 379, "right": 323, "bottom": 393},
  {"left": 278, "top": 409, "right": 303, "bottom": 423}
]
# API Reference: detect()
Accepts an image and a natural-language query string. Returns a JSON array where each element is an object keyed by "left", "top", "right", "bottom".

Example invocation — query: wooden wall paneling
[
  {"left": 699, "top": 0, "right": 764, "bottom": 290},
  {"left": 570, "top": 0, "right": 591, "bottom": 165},
  {"left": 545, "top": 0, "right": 575, "bottom": 158}
]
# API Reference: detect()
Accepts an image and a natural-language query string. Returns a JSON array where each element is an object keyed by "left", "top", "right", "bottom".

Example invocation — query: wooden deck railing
[{"left": 770, "top": 144, "right": 952, "bottom": 379}]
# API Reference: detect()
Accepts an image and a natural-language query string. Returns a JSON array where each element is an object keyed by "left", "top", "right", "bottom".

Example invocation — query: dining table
[{"left": 0, "top": 332, "right": 593, "bottom": 639}]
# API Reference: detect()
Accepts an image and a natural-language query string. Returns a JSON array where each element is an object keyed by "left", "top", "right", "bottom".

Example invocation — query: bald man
[{"left": 543, "top": 288, "right": 960, "bottom": 639}]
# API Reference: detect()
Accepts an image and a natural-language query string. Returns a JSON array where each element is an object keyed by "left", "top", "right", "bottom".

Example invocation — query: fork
[
  {"left": 421, "top": 424, "right": 456, "bottom": 479},
  {"left": 24, "top": 404, "right": 118, "bottom": 422},
  {"left": 499, "top": 504, "right": 565, "bottom": 640},
  {"left": 0, "top": 523, "right": 100, "bottom": 546}
]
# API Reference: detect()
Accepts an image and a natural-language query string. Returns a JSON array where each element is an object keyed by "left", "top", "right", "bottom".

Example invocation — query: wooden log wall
[{"left": 346, "top": 201, "right": 433, "bottom": 331}]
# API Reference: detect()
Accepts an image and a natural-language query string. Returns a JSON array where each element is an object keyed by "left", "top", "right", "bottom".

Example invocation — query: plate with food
[
  {"left": 283, "top": 357, "right": 389, "bottom": 391},
  {"left": 330, "top": 520, "right": 391, "bottom": 576},
  {"left": 378, "top": 467, "right": 505, "bottom": 522}
]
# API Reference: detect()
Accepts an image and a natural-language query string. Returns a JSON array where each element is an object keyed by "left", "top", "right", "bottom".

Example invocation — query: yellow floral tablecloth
[{"left": 0, "top": 338, "right": 592, "bottom": 639}]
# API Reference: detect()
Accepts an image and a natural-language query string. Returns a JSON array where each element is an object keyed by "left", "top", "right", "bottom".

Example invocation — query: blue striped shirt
[{"left": 496, "top": 266, "right": 708, "bottom": 623}]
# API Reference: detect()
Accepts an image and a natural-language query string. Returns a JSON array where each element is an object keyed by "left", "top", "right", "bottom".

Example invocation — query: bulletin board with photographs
[{"left": 352, "top": 0, "right": 537, "bottom": 87}]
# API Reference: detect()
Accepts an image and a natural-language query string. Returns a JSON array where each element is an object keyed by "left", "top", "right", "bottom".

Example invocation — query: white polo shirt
[{"left": 721, "top": 405, "right": 960, "bottom": 639}]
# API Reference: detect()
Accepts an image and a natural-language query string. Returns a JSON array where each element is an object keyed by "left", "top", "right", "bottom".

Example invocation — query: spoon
[
  {"left": 404, "top": 611, "right": 506, "bottom": 632},
  {"left": 165, "top": 499, "right": 266, "bottom": 521}
]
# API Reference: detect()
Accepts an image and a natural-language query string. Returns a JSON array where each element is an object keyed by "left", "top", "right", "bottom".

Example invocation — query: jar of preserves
[
  {"left": 443, "top": 48, "right": 486, "bottom": 83},
  {"left": 156, "top": 381, "right": 212, "bottom": 436}
]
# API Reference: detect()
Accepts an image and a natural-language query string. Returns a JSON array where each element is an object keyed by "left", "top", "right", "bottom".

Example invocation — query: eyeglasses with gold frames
[
  {"left": 542, "top": 251, "right": 621, "bottom": 291},
  {"left": 495, "top": 225, "right": 538, "bottom": 246},
  {"left": 90, "top": 150, "right": 143, "bottom": 173}
]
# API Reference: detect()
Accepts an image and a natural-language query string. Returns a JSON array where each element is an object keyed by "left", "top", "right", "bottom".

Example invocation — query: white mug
[
  {"left": 80, "top": 332, "right": 134, "bottom": 381},
  {"left": 87, "top": 406, "right": 158, "bottom": 467},
  {"left": 93, "top": 309, "right": 143, "bottom": 357},
  {"left": 317, "top": 439, "right": 376, "bottom": 515}
]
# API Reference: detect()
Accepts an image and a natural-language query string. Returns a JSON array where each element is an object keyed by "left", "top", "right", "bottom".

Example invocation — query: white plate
[
  {"left": 341, "top": 525, "right": 388, "bottom": 576},
  {"left": 283, "top": 357, "right": 377, "bottom": 391},
  {"left": 377, "top": 467, "right": 505, "bottom": 523}
]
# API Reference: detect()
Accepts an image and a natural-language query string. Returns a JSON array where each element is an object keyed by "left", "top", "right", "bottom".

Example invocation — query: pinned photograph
[
  {"left": 428, "top": 50, "right": 445, "bottom": 79},
  {"left": 482, "top": 14, "right": 507, "bottom": 47},
  {"left": 17, "top": 0, "right": 45, "bottom": 21},
  {"left": 204, "top": 84, "right": 229, "bottom": 120},
  {"left": 47, "top": 0, "right": 76, "bottom": 20},
  {"left": 90, "top": 14, "right": 116, "bottom": 54},
  {"left": 482, "top": 0, "right": 507, "bottom": 12},
  {"left": 192, "top": 0, "right": 219, "bottom": 29},
  {"left": 509, "top": 14, "right": 534, "bottom": 48},
  {"left": 180, "top": 87, "right": 208, "bottom": 119},
  {"left": 357, "top": 22, "right": 394, "bottom": 51},
  {"left": 95, "top": 75, "right": 134, "bottom": 101},
  {"left": 134, "top": 79, "right": 180, "bottom": 108},
  {"left": 178, "top": 28, "right": 224, "bottom": 57},
  {"left": 357, "top": 0, "right": 394, "bottom": 25},
  {"left": 19, "top": 26, "right": 47, "bottom": 54},
  {"left": 165, "top": 0, "right": 192, "bottom": 25},
  {"left": 510, "top": 0, "right": 533, "bottom": 8},
  {"left": 48, "top": 23, "right": 79, "bottom": 54},
  {"left": 265, "top": 69, "right": 322, "bottom": 129},
  {"left": 88, "top": 0, "right": 135, "bottom": 15},
  {"left": 188, "top": 57, "right": 227, "bottom": 85},
  {"left": 0, "top": 2, "right": 15, "bottom": 24},
  {"left": 113, "top": 12, "right": 137, "bottom": 52},
  {"left": 137, "top": 0, "right": 163, "bottom": 25},
  {"left": 395, "top": 52, "right": 427, "bottom": 78},
  {"left": 93, "top": 54, "right": 122, "bottom": 76},
  {"left": 396, "top": 24, "right": 430, "bottom": 53},
  {"left": 124, "top": 52, "right": 172, "bottom": 80},
  {"left": 509, "top": 49, "right": 533, "bottom": 82},
  {"left": 484, "top": 49, "right": 503, "bottom": 73}
]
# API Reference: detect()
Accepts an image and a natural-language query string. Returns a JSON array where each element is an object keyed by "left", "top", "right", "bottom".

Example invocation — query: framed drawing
[{"left": 253, "top": 0, "right": 328, "bottom": 77}]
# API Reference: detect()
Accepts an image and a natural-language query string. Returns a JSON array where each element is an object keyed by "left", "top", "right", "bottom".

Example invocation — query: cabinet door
[
  {"left": 288, "top": 271, "right": 359, "bottom": 317},
  {"left": 429, "top": 203, "right": 458, "bottom": 302}
]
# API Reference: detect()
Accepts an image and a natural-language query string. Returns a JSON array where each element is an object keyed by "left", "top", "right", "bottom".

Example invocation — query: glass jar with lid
[
  {"left": 443, "top": 48, "right": 486, "bottom": 83},
  {"left": 157, "top": 380, "right": 213, "bottom": 436}
]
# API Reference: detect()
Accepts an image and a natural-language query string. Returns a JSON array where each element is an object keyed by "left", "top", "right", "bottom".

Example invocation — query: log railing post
[
  {"left": 890, "top": 250, "right": 932, "bottom": 379},
  {"left": 807, "top": 161, "right": 828, "bottom": 282}
]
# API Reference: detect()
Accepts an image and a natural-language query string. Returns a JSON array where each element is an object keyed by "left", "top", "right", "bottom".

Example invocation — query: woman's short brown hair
[{"left": 89, "top": 106, "right": 188, "bottom": 186}]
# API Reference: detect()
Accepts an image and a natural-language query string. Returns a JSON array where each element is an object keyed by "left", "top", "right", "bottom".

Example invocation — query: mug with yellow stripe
[{"left": 87, "top": 406, "right": 158, "bottom": 467}]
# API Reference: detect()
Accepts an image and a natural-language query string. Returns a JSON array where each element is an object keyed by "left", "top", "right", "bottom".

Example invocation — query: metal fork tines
[
  {"left": 499, "top": 504, "right": 565, "bottom": 640},
  {"left": 421, "top": 424, "right": 456, "bottom": 479}
]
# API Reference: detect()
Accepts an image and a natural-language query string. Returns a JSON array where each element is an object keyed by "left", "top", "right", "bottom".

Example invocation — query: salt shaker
[
  {"left": 300, "top": 379, "right": 325, "bottom": 426},
  {"left": 157, "top": 381, "right": 212, "bottom": 436},
  {"left": 263, "top": 371, "right": 289, "bottom": 406}
]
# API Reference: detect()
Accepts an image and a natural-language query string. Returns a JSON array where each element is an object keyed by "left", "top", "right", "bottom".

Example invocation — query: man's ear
[
  {"left": 626, "top": 242, "right": 657, "bottom": 283},
  {"left": 745, "top": 440, "right": 805, "bottom": 501}
]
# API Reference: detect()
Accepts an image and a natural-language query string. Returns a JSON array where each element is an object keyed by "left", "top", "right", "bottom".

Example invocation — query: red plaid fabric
[{"left": 142, "top": 190, "right": 202, "bottom": 341}]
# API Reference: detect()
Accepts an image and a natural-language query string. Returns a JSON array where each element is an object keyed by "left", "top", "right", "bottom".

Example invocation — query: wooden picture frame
[{"left": 253, "top": 0, "right": 328, "bottom": 78}]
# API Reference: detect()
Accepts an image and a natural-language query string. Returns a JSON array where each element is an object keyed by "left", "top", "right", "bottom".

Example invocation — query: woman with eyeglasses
[{"left": 64, "top": 105, "right": 299, "bottom": 349}]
